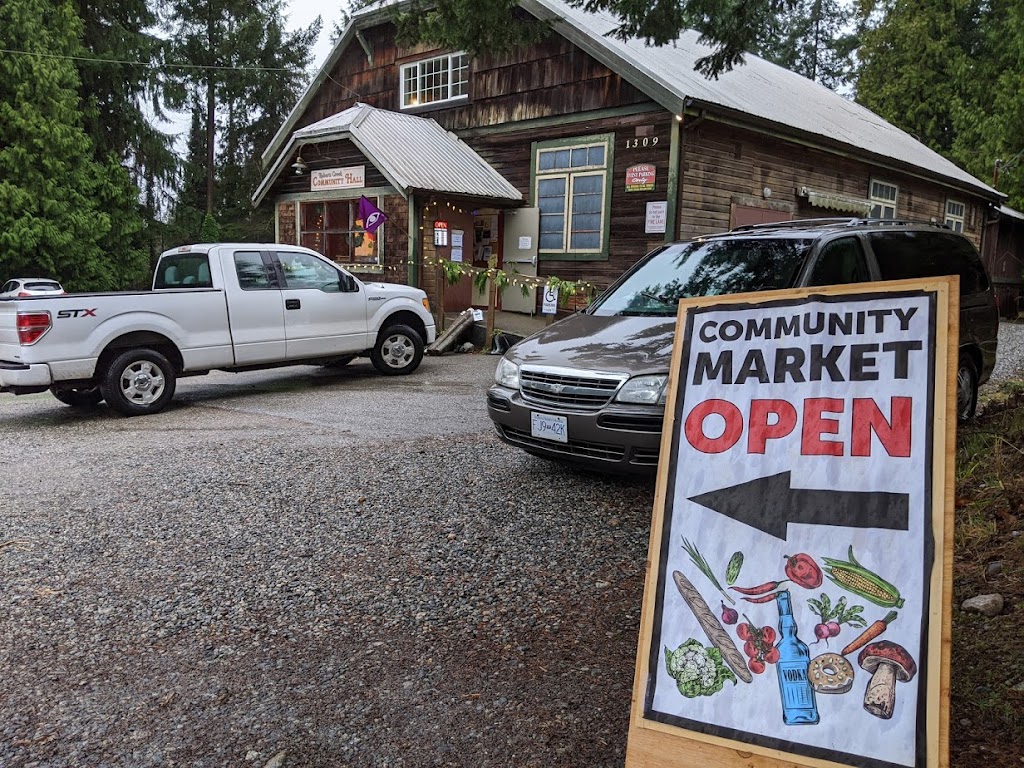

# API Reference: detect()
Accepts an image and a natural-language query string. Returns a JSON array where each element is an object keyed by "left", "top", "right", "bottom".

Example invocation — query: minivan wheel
[
  {"left": 370, "top": 324, "right": 424, "bottom": 375},
  {"left": 49, "top": 386, "right": 104, "bottom": 407},
  {"left": 956, "top": 354, "right": 979, "bottom": 422},
  {"left": 101, "top": 348, "right": 177, "bottom": 416}
]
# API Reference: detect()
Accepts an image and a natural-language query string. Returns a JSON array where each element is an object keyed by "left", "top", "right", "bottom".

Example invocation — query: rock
[
  {"left": 245, "top": 750, "right": 261, "bottom": 762},
  {"left": 263, "top": 752, "right": 287, "bottom": 768},
  {"left": 986, "top": 561, "right": 1003, "bottom": 578},
  {"left": 1014, "top": 681, "right": 1024, "bottom": 693},
  {"left": 458, "top": 342, "right": 475, "bottom": 353},
  {"left": 961, "top": 594, "right": 1004, "bottom": 617}
]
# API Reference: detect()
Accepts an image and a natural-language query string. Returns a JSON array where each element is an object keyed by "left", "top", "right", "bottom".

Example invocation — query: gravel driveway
[
  {"left": 0, "top": 355, "right": 652, "bottom": 768},
  {"left": 4, "top": 322, "right": 1024, "bottom": 768}
]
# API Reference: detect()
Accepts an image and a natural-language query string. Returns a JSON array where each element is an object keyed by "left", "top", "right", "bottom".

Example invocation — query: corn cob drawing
[{"left": 821, "top": 546, "right": 905, "bottom": 609}]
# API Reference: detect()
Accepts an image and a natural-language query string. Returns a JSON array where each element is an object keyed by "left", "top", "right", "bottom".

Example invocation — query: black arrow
[{"left": 688, "top": 471, "right": 909, "bottom": 541}]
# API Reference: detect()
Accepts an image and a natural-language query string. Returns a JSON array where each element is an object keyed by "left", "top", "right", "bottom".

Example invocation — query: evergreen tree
[
  {"left": 855, "top": 0, "right": 973, "bottom": 153},
  {"left": 0, "top": 0, "right": 149, "bottom": 290},
  {"left": 74, "top": 0, "right": 176, "bottom": 186},
  {"left": 382, "top": 0, "right": 800, "bottom": 78},
  {"left": 758, "top": 0, "right": 857, "bottom": 89},
  {"left": 163, "top": 0, "right": 319, "bottom": 242}
]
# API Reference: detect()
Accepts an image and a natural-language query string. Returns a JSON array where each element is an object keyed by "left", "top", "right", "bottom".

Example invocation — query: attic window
[{"left": 400, "top": 53, "right": 469, "bottom": 109}]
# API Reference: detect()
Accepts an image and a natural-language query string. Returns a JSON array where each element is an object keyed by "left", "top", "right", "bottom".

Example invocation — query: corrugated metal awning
[
  {"left": 798, "top": 186, "right": 873, "bottom": 215},
  {"left": 254, "top": 103, "right": 523, "bottom": 207}
]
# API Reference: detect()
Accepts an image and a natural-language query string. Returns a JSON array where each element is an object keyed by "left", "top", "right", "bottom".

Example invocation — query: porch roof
[{"left": 253, "top": 103, "right": 523, "bottom": 207}]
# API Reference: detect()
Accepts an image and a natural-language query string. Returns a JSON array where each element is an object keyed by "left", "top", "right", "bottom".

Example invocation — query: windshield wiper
[{"left": 639, "top": 290, "right": 677, "bottom": 308}]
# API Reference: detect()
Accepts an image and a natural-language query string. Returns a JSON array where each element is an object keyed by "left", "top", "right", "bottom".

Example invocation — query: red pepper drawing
[
  {"left": 742, "top": 592, "right": 782, "bottom": 604},
  {"left": 784, "top": 553, "right": 823, "bottom": 589},
  {"left": 731, "top": 580, "right": 786, "bottom": 596}
]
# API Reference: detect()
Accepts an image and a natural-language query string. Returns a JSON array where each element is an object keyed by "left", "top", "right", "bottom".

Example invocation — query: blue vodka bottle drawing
[{"left": 775, "top": 590, "right": 819, "bottom": 725}]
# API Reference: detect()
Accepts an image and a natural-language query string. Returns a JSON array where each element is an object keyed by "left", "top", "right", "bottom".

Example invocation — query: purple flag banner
[{"left": 358, "top": 196, "right": 387, "bottom": 234}]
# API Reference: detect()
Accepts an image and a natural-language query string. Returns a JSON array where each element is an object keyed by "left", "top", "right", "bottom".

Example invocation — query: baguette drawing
[{"left": 673, "top": 569, "right": 753, "bottom": 683}]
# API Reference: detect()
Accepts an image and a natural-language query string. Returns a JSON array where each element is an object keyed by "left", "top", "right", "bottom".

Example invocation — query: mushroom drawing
[{"left": 857, "top": 641, "right": 917, "bottom": 719}]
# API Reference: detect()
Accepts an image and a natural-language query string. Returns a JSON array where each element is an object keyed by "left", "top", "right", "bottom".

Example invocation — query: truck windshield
[{"left": 589, "top": 237, "right": 813, "bottom": 317}]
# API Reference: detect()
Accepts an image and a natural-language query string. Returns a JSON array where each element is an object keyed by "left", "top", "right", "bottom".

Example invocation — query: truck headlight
[
  {"left": 495, "top": 357, "right": 520, "bottom": 389},
  {"left": 616, "top": 375, "right": 668, "bottom": 405}
]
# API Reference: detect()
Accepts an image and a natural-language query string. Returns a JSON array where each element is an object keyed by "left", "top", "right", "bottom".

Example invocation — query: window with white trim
[
  {"left": 400, "top": 53, "right": 469, "bottom": 109},
  {"left": 535, "top": 136, "right": 612, "bottom": 256},
  {"left": 945, "top": 199, "right": 965, "bottom": 232},
  {"left": 869, "top": 180, "right": 898, "bottom": 219},
  {"left": 299, "top": 200, "right": 381, "bottom": 266}
]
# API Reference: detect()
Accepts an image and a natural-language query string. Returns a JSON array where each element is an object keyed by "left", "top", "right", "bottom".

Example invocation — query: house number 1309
[{"left": 625, "top": 137, "right": 659, "bottom": 148}]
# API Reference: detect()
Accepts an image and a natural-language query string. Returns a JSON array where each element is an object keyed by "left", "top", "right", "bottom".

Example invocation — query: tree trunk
[{"left": 205, "top": 10, "right": 216, "bottom": 215}]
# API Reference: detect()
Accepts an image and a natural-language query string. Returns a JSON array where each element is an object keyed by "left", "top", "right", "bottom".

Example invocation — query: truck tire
[
  {"left": 101, "top": 348, "right": 177, "bottom": 416},
  {"left": 370, "top": 324, "right": 424, "bottom": 375},
  {"left": 50, "top": 386, "right": 104, "bottom": 407},
  {"left": 956, "top": 353, "right": 978, "bottom": 422}
]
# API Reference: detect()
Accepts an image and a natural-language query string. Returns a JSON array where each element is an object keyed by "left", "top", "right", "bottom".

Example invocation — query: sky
[{"left": 287, "top": 0, "right": 339, "bottom": 74}]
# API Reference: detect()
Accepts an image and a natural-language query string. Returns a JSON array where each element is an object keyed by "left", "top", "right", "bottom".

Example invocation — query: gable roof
[
  {"left": 253, "top": 103, "right": 523, "bottom": 205},
  {"left": 262, "top": 0, "right": 999, "bottom": 200}
]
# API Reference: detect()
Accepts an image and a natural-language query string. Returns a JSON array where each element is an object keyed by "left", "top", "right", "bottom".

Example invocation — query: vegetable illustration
[
  {"left": 784, "top": 553, "right": 823, "bottom": 588},
  {"left": 841, "top": 610, "right": 898, "bottom": 656},
  {"left": 731, "top": 580, "right": 785, "bottom": 596},
  {"left": 822, "top": 546, "right": 905, "bottom": 608},
  {"left": 737, "top": 616, "right": 779, "bottom": 674},
  {"left": 681, "top": 538, "right": 735, "bottom": 605},
  {"left": 665, "top": 638, "right": 738, "bottom": 698},
  {"left": 720, "top": 601, "right": 738, "bottom": 625},
  {"left": 742, "top": 592, "right": 782, "bottom": 604},
  {"left": 671, "top": 570, "right": 753, "bottom": 683},
  {"left": 725, "top": 551, "right": 744, "bottom": 586},
  {"left": 858, "top": 641, "right": 917, "bottom": 719},
  {"left": 806, "top": 593, "right": 867, "bottom": 644},
  {"left": 808, "top": 652, "right": 855, "bottom": 694}
]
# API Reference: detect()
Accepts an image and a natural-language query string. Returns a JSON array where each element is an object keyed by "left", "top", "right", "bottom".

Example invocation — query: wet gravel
[
  {"left": 0, "top": 356, "right": 652, "bottom": 768},
  {"left": 3, "top": 322, "right": 1023, "bottom": 768}
]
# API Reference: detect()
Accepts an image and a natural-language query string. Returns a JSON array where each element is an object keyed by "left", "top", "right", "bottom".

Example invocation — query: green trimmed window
[{"left": 533, "top": 135, "right": 613, "bottom": 260}]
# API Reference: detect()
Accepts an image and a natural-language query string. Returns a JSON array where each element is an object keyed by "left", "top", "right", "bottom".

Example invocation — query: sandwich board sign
[{"left": 626, "top": 279, "right": 957, "bottom": 768}]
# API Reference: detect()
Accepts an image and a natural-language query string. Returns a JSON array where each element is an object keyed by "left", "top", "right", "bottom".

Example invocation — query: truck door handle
[{"left": 285, "top": 298, "right": 301, "bottom": 310}]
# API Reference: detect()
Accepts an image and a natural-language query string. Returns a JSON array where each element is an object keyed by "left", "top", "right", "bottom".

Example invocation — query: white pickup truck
[{"left": 0, "top": 243, "right": 436, "bottom": 416}]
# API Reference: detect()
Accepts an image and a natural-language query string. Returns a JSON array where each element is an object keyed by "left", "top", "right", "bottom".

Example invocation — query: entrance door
[{"left": 500, "top": 207, "right": 539, "bottom": 313}]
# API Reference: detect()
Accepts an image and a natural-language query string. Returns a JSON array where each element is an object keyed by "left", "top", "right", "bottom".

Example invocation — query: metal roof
[
  {"left": 253, "top": 103, "right": 523, "bottom": 205},
  {"left": 999, "top": 205, "right": 1024, "bottom": 222},
  {"left": 522, "top": 0, "right": 998, "bottom": 199},
  {"left": 261, "top": 0, "right": 998, "bottom": 201}
]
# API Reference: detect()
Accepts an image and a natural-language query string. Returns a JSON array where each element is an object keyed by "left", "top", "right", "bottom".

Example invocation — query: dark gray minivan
[{"left": 486, "top": 219, "right": 999, "bottom": 474}]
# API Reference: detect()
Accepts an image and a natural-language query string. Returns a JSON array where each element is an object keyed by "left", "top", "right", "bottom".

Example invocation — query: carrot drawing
[{"left": 841, "top": 610, "right": 898, "bottom": 656}]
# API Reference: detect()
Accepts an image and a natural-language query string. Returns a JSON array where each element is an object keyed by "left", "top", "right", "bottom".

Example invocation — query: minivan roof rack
[{"left": 730, "top": 217, "right": 949, "bottom": 233}]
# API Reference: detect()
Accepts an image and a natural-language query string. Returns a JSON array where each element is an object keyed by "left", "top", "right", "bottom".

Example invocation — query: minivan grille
[
  {"left": 519, "top": 368, "right": 626, "bottom": 411},
  {"left": 499, "top": 426, "right": 626, "bottom": 462}
]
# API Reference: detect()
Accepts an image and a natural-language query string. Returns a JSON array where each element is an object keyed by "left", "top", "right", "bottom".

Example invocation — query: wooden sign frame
[{"left": 626, "top": 278, "right": 957, "bottom": 768}]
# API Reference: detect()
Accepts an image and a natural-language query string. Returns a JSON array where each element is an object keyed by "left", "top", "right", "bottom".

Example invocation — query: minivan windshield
[{"left": 589, "top": 237, "right": 814, "bottom": 317}]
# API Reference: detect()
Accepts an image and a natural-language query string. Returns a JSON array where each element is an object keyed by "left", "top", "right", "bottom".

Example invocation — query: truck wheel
[
  {"left": 50, "top": 386, "right": 104, "bottom": 407},
  {"left": 101, "top": 348, "right": 177, "bottom": 416},
  {"left": 370, "top": 324, "right": 424, "bottom": 375},
  {"left": 956, "top": 354, "right": 978, "bottom": 422}
]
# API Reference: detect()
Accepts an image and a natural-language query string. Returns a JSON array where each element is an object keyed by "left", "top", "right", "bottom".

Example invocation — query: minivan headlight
[
  {"left": 495, "top": 357, "right": 520, "bottom": 389},
  {"left": 616, "top": 375, "right": 668, "bottom": 405}
]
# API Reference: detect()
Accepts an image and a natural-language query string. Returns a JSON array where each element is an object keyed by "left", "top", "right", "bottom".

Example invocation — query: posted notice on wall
[{"left": 627, "top": 280, "right": 957, "bottom": 768}]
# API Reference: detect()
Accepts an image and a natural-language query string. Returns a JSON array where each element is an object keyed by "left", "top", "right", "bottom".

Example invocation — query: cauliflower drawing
[{"left": 664, "top": 638, "right": 737, "bottom": 698}]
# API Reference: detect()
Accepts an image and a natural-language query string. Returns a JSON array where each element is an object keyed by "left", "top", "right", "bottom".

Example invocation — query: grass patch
[{"left": 951, "top": 383, "right": 1024, "bottom": 766}]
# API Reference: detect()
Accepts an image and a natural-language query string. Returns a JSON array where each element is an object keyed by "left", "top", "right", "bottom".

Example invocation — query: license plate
[{"left": 531, "top": 412, "right": 568, "bottom": 443}]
